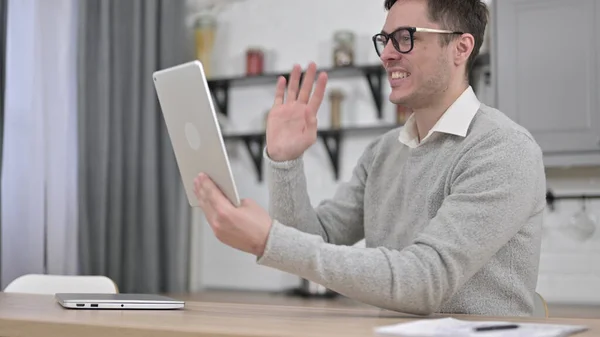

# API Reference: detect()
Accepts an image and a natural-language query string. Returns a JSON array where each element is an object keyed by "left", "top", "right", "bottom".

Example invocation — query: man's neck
[{"left": 413, "top": 83, "right": 469, "bottom": 141}]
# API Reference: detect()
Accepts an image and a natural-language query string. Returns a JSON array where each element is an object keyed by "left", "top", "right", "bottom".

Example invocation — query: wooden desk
[
  {"left": 1, "top": 292, "right": 599, "bottom": 337},
  {"left": 170, "top": 289, "right": 600, "bottom": 319}
]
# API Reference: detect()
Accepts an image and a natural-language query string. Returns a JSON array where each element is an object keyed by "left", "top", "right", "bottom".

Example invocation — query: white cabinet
[{"left": 494, "top": 0, "right": 600, "bottom": 166}]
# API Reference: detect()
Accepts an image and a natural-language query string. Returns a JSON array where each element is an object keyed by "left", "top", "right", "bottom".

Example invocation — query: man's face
[{"left": 379, "top": 0, "right": 454, "bottom": 108}]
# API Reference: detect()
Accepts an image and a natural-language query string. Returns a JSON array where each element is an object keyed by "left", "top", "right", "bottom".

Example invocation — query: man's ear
[{"left": 454, "top": 33, "right": 475, "bottom": 67}]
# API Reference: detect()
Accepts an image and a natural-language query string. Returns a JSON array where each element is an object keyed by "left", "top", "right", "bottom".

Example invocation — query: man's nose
[{"left": 379, "top": 40, "right": 401, "bottom": 62}]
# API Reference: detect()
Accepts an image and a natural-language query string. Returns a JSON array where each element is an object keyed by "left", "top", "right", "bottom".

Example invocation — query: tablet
[
  {"left": 55, "top": 293, "right": 184, "bottom": 310},
  {"left": 153, "top": 61, "right": 241, "bottom": 207}
]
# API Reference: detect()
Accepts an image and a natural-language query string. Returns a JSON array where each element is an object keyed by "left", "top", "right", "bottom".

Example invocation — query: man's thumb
[{"left": 241, "top": 198, "right": 256, "bottom": 208}]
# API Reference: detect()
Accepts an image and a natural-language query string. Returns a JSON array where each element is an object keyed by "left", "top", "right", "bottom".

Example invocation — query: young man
[{"left": 194, "top": 0, "right": 546, "bottom": 316}]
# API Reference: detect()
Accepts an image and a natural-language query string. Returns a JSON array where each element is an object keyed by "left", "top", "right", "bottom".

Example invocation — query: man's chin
[{"left": 389, "top": 91, "right": 412, "bottom": 106}]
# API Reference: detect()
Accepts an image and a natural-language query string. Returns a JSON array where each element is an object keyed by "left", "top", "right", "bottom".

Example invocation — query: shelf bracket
[
  {"left": 209, "top": 81, "right": 230, "bottom": 116},
  {"left": 318, "top": 131, "right": 341, "bottom": 180},
  {"left": 363, "top": 68, "right": 384, "bottom": 119},
  {"left": 241, "top": 135, "right": 265, "bottom": 182}
]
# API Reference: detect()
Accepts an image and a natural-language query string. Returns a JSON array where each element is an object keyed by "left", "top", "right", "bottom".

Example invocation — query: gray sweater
[{"left": 256, "top": 104, "right": 546, "bottom": 316}]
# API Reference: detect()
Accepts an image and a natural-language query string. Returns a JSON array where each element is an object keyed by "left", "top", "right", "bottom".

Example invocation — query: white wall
[
  {"left": 189, "top": 0, "right": 393, "bottom": 292},
  {"left": 188, "top": 0, "right": 600, "bottom": 305},
  {"left": 538, "top": 167, "right": 600, "bottom": 304}
]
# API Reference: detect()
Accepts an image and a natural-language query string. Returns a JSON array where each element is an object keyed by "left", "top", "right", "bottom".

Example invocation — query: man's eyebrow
[{"left": 380, "top": 26, "right": 410, "bottom": 34}]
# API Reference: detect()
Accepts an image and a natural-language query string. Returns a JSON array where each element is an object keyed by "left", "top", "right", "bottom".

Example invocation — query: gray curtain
[
  {"left": 77, "top": 0, "right": 193, "bottom": 293},
  {"left": 0, "top": 0, "right": 7, "bottom": 285}
]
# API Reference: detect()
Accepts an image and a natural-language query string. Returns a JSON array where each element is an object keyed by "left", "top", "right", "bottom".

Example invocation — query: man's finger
[
  {"left": 240, "top": 198, "right": 258, "bottom": 208},
  {"left": 286, "top": 64, "right": 301, "bottom": 102},
  {"left": 273, "top": 76, "right": 286, "bottom": 106},
  {"left": 297, "top": 62, "right": 316, "bottom": 103},
  {"left": 199, "top": 173, "right": 234, "bottom": 210},
  {"left": 195, "top": 175, "right": 209, "bottom": 208},
  {"left": 193, "top": 176, "right": 200, "bottom": 198},
  {"left": 194, "top": 176, "right": 206, "bottom": 208},
  {"left": 307, "top": 72, "right": 328, "bottom": 115}
]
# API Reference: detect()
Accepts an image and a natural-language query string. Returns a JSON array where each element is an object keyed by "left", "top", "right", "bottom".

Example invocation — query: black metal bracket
[
  {"left": 209, "top": 80, "right": 229, "bottom": 116},
  {"left": 223, "top": 124, "right": 397, "bottom": 183},
  {"left": 546, "top": 189, "right": 600, "bottom": 211},
  {"left": 363, "top": 67, "right": 384, "bottom": 119},
  {"left": 240, "top": 134, "right": 265, "bottom": 182},
  {"left": 318, "top": 131, "right": 341, "bottom": 180}
]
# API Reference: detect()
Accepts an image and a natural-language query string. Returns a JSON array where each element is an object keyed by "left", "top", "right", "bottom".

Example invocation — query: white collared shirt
[{"left": 398, "top": 86, "right": 481, "bottom": 148}]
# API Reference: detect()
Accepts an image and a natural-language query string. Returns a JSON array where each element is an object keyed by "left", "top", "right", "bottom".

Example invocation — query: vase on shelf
[{"left": 329, "top": 88, "right": 345, "bottom": 129}]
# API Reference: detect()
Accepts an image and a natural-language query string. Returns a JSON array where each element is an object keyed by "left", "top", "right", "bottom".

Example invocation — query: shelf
[
  {"left": 546, "top": 189, "right": 600, "bottom": 211},
  {"left": 207, "top": 64, "right": 386, "bottom": 119},
  {"left": 223, "top": 124, "right": 400, "bottom": 182}
]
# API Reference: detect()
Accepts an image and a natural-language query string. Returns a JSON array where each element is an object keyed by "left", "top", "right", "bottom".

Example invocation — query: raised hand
[{"left": 265, "top": 62, "right": 328, "bottom": 162}]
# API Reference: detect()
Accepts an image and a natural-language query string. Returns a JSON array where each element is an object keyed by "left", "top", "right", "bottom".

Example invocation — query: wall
[
  {"left": 189, "top": 0, "right": 392, "bottom": 292},
  {"left": 538, "top": 167, "right": 600, "bottom": 304},
  {"left": 188, "top": 0, "right": 600, "bottom": 305}
]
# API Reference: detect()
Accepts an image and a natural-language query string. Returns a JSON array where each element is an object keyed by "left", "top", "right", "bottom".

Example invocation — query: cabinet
[{"left": 494, "top": 0, "right": 600, "bottom": 166}]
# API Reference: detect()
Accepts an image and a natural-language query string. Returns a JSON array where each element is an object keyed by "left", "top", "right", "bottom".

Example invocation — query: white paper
[{"left": 374, "top": 317, "right": 588, "bottom": 337}]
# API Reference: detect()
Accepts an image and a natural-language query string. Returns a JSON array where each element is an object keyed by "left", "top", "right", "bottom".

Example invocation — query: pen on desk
[{"left": 474, "top": 324, "right": 519, "bottom": 332}]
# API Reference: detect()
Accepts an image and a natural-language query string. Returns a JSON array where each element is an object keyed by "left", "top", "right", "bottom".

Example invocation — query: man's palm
[{"left": 266, "top": 63, "right": 328, "bottom": 162}]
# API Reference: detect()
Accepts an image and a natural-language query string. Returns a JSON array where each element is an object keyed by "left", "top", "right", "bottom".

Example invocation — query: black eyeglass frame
[{"left": 372, "top": 26, "right": 464, "bottom": 56}]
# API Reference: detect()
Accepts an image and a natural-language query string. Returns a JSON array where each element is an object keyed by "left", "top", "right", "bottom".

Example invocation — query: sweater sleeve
[
  {"left": 263, "top": 137, "right": 382, "bottom": 246},
  {"left": 257, "top": 129, "right": 546, "bottom": 315}
]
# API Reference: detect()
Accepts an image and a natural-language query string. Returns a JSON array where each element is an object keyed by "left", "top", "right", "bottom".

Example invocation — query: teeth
[{"left": 391, "top": 71, "right": 409, "bottom": 79}]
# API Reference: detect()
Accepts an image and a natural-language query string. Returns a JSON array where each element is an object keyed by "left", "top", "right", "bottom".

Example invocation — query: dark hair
[{"left": 384, "top": 0, "right": 489, "bottom": 75}]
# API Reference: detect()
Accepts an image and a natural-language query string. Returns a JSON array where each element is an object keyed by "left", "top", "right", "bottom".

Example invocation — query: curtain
[
  {"left": 0, "top": 0, "right": 7, "bottom": 285},
  {"left": 77, "top": 0, "right": 193, "bottom": 293},
  {"left": 1, "top": 0, "right": 78, "bottom": 289}
]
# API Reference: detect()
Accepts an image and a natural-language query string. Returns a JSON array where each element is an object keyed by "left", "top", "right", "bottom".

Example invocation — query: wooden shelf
[
  {"left": 211, "top": 64, "right": 397, "bottom": 182},
  {"left": 223, "top": 123, "right": 400, "bottom": 182},
  {"left": 207, "top": 64, "right": 386, "bottom": 119}
]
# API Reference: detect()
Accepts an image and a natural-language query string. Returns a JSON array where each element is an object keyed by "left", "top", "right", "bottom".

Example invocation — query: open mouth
[{"left": 391, "top": 71, "right": 410, "bottom": 79}]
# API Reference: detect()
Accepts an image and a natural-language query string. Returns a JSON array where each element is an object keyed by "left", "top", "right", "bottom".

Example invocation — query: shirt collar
[{"left": 398, "top": 86, "right": 481, "bottom": 148}]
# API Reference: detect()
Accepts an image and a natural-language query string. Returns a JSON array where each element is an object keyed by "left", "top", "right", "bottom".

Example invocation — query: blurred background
[{"left": 0, "top": 0, "right": 599, "bottom": 315}]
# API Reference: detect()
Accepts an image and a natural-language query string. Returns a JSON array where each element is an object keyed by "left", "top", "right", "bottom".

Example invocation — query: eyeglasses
[{"left": 372, "top": 26, "right": 464, "bottom": 56}]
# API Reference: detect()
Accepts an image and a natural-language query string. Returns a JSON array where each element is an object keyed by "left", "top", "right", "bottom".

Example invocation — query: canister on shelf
[
  {"left": 194, "top": 14, "right": 217, "bottom": 78},
  {"left": 246, "top": 47, "right": 264, "bottom": 76},
  {"left": 332, "top": 30, "right": 355, "bottom": 67},
  {"left": 329, "top": 89, "right": 344, "bottom": 129}
]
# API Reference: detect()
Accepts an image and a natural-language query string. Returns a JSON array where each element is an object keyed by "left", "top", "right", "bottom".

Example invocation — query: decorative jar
[
  {"left": 333, "top": 30, "right": 355, "bottom": 67},
  {"left": 246, "top": 47, "right": 264, "bottom": 76}
]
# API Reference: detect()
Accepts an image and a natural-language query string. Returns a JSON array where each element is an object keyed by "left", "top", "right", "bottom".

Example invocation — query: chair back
[
  {"left": 533, "top": 291, "right": 549, "bottom": 317},
  {"left": 3, "top": 274, "right": 118, "bottom": 294}
]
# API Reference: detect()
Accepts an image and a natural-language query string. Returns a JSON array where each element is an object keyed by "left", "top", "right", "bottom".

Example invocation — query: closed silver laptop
[{"left": 55, "top": 293, "right": 184, "bottom": 310}]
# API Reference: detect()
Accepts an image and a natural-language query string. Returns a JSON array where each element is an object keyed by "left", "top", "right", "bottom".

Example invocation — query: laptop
[
  {"left": 152, "top": 60, "right": 241, "bottom": 207},
  {"left": 55, "top": 293, "right": 185, "bottom": 310}
]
